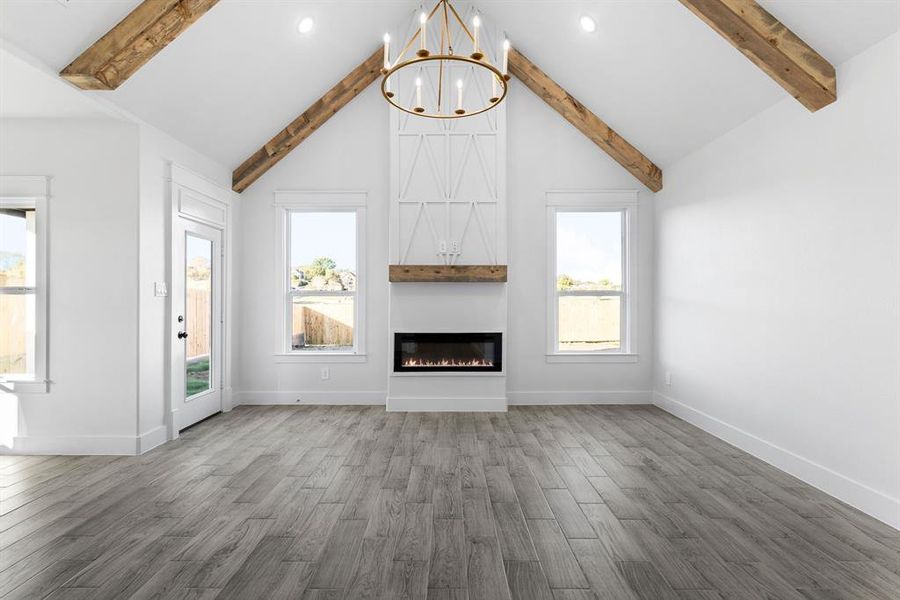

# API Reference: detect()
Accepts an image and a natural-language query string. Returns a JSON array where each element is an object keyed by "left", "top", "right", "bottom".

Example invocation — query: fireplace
[{"left": 394, "top": 332, "right": 502, "bottom": 373}]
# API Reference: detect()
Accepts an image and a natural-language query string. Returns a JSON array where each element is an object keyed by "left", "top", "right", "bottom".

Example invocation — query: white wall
[
  {"left": 137, "top": 125, "right": 234, "bottom": 451},
  {"left": 506, "top": 82, "right": 654, "bottom": 404},
  {"left": 0, "top": 119, "right": 142, "bottom": 453},
  {"left": 237, "top": 85, "right": 391, "bottom": 404},
  {"left": 236, "top": 77, "right": 655, "bottom": 405},
  {"left": 653, "top": 33, "right": 900, "bottom": 527}
]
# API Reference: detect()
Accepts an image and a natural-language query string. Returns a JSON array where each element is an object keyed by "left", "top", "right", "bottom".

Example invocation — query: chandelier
[{"left": 381, "top": 0, "right": 510, "bottom": 119}]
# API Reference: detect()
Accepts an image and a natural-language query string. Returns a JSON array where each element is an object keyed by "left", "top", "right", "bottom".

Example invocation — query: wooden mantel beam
[
  {"left": 232, "top": 48, "right": 383, "bottom": 193},
  {"left": 508, "top": 48, "right": 663, "bottom": 192},
  {"left": 679, "top": 0, "right": 836, "bottom": 112},
  {"left": 60, "top": 0, "right": 220, "bottom": 90}
]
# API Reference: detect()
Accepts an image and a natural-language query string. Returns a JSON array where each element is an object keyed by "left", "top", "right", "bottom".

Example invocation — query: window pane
[
  {"left": 290, "top": 212, "right": 357, "bottom": 292},
  {"left": 0, "top": 209, "right": 35, "bottom": 287},
  {"left": 0, "top": 293, "right": 34, "bottom": 375},
  {"left": 558, "top": 295, "right": 620, "bottom": 351},
  {"left": 292, "top": 296, "right": 354, "bottom": 350},
  {"left": 556, "top": 211, "right": 622, "bottom": 291},
  {"left": 186, "top": 234, "right": 212, "bottom": 397}
]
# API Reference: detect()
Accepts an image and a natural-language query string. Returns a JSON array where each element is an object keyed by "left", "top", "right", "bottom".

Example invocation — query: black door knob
[{"left": 177, "top": 331, "right": 189, "bottom": 339}]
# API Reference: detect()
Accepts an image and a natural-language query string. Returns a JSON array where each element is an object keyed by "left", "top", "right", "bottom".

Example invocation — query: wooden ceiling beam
[
  {"left": 60, "top": 0, "right": 220, "bottom": 91},
  {"left": 234, "top": 48, "right": 663, "bottom": 193},
  {"left": 508, "top": 48, "right": 663, "bottom": 192},
  {"left": 232, "top": 48, "right": 384, "bottom": 193},
  {"left": 679, "top": 0, "right": 836, "bottom": 112}
]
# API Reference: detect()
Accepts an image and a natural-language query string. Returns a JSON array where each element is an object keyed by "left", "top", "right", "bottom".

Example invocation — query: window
[
  {"left": 547, "top": 192, "right": 636, "bottom": 362},
  {"left": 0, "top": 176, "right": 48, "bottom": 389},
  {"left": 276, "top": 193, "right": 366, "bottom": 360}
]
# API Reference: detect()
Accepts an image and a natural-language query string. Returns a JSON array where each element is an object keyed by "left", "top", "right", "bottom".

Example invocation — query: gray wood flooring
[{"left": 1, "top": 405, "right": 898, "bottom": 599}]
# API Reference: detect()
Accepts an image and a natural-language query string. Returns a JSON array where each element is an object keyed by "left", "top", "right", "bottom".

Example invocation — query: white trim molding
[
  {"left": 653, "top": 391, "right": 900, "bottom": 530},
  {"left": 0, "top": 175, "right": 51, "bottom": 393},
  {"left": 138, "top": 425, "right": 168, "bottom": 454},
  {"left": 545, "top": 190, "right": 639, "bottom": 363},
  {"left": 236, "top": 390, "right": 385, "bottom": 406},
  {"left": 273, "top": 191, "right": 368, "bottom": 361},
  {"left": 387, "top": 396, "right": 508, "bottom": 412},
  {"left": 508, "top": 390, "right": 651, "bottom": 405},
  {"left": 4, "top": 434, "right": 140, "bottom": 455}
]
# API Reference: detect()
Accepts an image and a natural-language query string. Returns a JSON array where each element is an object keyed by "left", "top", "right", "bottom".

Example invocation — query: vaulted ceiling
[{"left": 1, "top": 0, "right": 897, "bottom": 174}]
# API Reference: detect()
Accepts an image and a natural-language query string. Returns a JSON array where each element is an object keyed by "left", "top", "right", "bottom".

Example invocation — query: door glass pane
[
  {"left": 558, "top": 295, "right": 621, "bottom": 351},
  {"left": 185, "top": 234, "right": 212, "bottom": 396},
  {"left": 0, "top": 293, "right": 34, "bottom": 375},
  {"left": 291, "top": 295, "right": 354, "bottom": 350}
]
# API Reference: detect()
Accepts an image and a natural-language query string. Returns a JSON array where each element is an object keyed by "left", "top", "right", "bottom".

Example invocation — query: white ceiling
[{"left": 1, "top": 0, "right": 897, "bottom": 172}]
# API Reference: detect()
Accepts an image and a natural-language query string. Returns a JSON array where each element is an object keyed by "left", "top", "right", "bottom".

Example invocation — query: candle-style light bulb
[
  {"left": 472, "top": 16, "right": 481, "bottom": 54},
  {"left": 415, "top": 76, "right": 423, "bottom": 111},
  {"left": 490, "top": 75, "right": 498, "bottom": 102},
  {"left": 456, "top": 79, "right": 464, "bottom": 114},
  {"left": 501, "top": 39, "right": 510, "bottom": 77},
  {"left": 383, "top": 33, "right": 391, "bottom": 69},
  {"left": 419, "top": 12, "right": 428, "bottom": 53}
]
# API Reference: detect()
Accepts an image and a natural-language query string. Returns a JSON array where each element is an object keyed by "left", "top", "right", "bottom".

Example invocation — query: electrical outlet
[
  {"left": 438, "top": 241, "right": 447, "bottom": 254},
  {"left": 665, "top": 371, "right": 672, "bottom": 386},
  {"left": 449, "top": 240, "right": 460, "bottom": 253},
  {"left": 320, "top": 367, "right": 330, "bottom": 380}
]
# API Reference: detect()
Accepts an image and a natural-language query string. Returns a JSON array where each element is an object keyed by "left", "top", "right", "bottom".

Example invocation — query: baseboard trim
[
  {"left": 234, "top": 390, "right": 651, "bottom": 409},
  {"left": 235, "top": 391, "right": 386, "bottom": 406},
  {"left": 3, "top": 434, "right": 140, "bottom": 455},
  {"left": 508, "top": 390, "right": 652, "bottom": 405},
  {"left": 386, "top": 396, "right": 507, "bottom": 412},
  {"left": 138, "top": 425, "right": 168, "bottom": 454},
  {"left": 652, "top": 391, "right": 900, "bottom": 530}
]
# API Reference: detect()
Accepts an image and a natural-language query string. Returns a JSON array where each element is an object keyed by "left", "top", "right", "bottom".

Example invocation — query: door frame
[{"left": 166, "top": 163, "right": 234, "bottom": 440}]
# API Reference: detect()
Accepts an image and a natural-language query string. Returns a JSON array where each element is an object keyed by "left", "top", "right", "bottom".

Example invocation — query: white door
[{"left": 172, "top": 218, "right": 223, "bottom": 431}]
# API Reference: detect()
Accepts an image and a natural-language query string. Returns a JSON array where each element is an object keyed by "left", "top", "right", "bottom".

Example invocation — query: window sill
[
  {"left": 274, "top": 353, "right": 367, "bottom": 364},
  {"left": 546, "top": 353, "right": 638, "bottom": 364},
  {"left": 0, "top": 378, "right": 49, "bottom": 393}
]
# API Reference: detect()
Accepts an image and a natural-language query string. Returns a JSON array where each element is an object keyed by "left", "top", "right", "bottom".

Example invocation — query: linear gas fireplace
[{"left": 394, "top": 332, "right": 503, "bottom": 373}]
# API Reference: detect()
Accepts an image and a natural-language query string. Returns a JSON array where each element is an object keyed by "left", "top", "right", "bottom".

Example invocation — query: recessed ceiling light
[
  {"left": 297, "top": 17, "right": 314, "bottom": 34},
  {"left": 579, "top": 16, "right": 596, "bottom": 33}
]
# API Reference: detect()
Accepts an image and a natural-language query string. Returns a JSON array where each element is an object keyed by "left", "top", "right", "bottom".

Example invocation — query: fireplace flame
[{"left": 402, "top": 357, "right": 494, "bottom": 368}]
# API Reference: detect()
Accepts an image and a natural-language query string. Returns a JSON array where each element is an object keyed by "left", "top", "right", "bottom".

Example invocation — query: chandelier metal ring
[
  {"left": 380, "top": 0, "right": 511, "bottom": 120},
  {"left": 381, "top": 55, "right": 509, "bottom": 120}
]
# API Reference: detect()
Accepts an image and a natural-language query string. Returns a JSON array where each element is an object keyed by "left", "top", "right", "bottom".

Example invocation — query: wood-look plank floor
[{"left": 1, "top": 405, "right": 898, "bottom": 599}]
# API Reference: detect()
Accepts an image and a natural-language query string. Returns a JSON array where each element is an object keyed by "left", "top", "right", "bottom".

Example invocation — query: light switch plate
[{"left": 154, "top": 282, "right": 168, "bottom": 297}]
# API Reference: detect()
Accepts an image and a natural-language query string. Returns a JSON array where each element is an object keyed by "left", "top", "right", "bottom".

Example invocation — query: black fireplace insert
[{"left": 394, "top": 332, "right": 503, "bottom": 373}]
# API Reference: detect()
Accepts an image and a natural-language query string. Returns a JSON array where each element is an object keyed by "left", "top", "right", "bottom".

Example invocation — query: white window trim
[
  {"left": 273, "top": 191, "right": 367, "bottom": 362},
  {"left": 0, "top": 176, "right": 50, "bottom": 393},
  {"left": 545, "top": 190, "right": 639, "bottom": 364}
]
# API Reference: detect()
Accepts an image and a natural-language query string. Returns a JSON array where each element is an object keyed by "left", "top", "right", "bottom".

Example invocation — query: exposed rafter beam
[
  {"left": 60, "top": 0, "right": 220, "bottom": 90},
  {"left": 232, "top": 48, "right": 383, "bottom": 193},
  {"left": 234, "top": 48, "right": 663, "bottom": 193},
  {"left": 508, "top": 48, "right": 663, "bottom": 192},
  {"left": 679, "top": 0, "right": 836, "bottom": 112}
]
